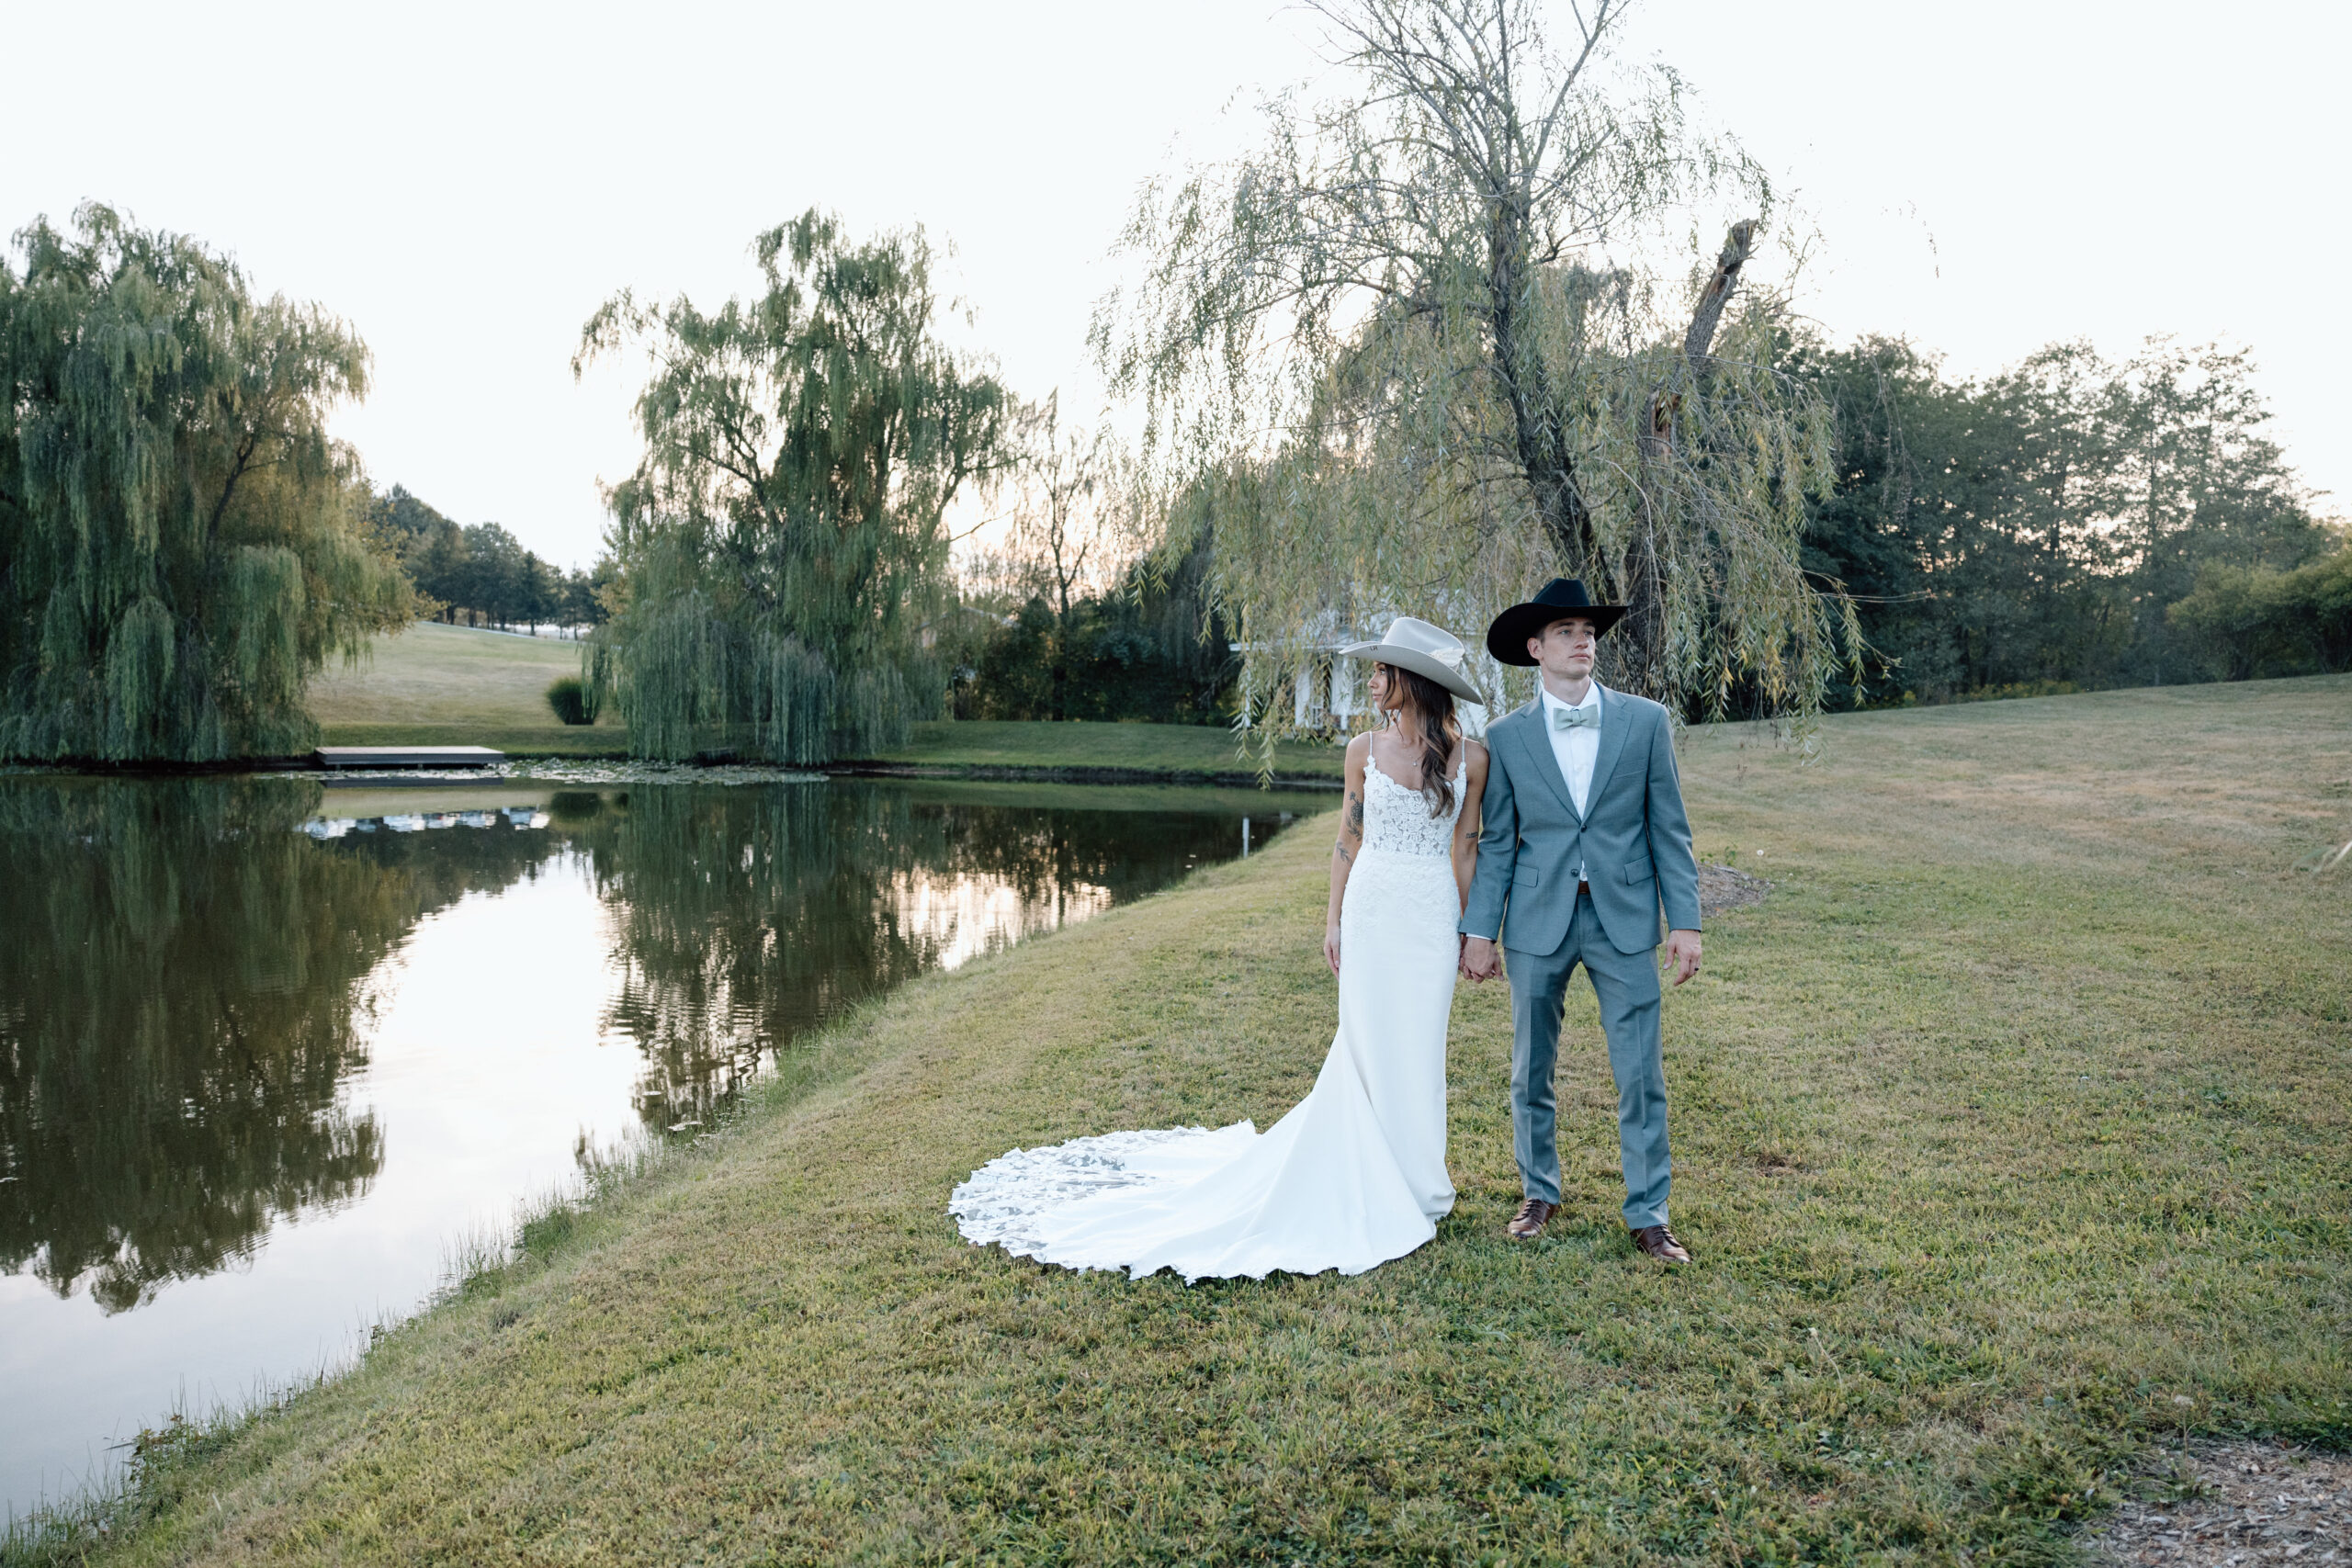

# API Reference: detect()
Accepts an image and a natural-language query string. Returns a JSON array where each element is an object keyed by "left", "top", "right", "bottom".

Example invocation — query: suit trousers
[{"left": 1506, "top": 888, "right": 1671, "bottom": 1228}]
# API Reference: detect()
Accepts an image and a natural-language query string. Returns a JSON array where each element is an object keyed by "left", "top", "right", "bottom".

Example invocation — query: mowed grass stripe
[
  {"left": 858, "top": 720, "right": 1346, "bottom": 781},
  {"left": 54, "top": 676, "right": 2352, "bottom": 1566},
  {"left": 305, "top": 622, "right": 601, "bottom": 729}
]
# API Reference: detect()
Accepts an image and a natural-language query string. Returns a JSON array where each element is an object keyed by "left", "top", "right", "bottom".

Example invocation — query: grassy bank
[
  {"left": 307, "top": 718, "right": 1340, "bottom": 772},
  {"left": 307, "top": 622, "right": 610, "bottom": 729},
  {"left": 41, "top": 676, "right": 2350, "bottom": 1565},
  {"left": 850, "top": 719, "right": 1344, "bottom": 782},
  {"left": 308, "top": 623, "right": 628, "bottom": 758}
]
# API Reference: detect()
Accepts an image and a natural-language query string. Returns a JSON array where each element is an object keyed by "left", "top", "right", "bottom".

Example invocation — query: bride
[{"left": 950, "top": 616, "right": 1491, "bottom": 1281}]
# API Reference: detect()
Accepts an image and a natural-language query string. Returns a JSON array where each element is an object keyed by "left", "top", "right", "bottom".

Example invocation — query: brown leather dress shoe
[
  {"left": 1507, "top": 1198, "right": 1558, "bottom": 1240},
  {"left": 1629, "top": 1224, "right": 1692, "bottom": 1264}
]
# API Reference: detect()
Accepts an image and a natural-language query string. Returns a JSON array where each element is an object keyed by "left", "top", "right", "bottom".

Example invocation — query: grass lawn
[
  {"left": 44, "top": 676, "right": 2349, "bottom": 1564},
  {"left": 301, "top": 627, "right": 1339, "bottom": 773},
  {"left": 854, "top": 720, "right": 1345, "bottom": 782},
  {"left": 305, "top": 717, "right": 1340, "bottom": 773},
  {"left": 306, "top": 623, "right": 626, "bottom": 757},
  {"left": 306, "top": 622, "right": 612, "bottom": 730}
]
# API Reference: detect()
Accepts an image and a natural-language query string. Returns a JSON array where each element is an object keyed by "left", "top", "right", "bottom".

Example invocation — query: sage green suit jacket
[{"left": 1459, "top": 687, "right": 1702, "bottom": 956}]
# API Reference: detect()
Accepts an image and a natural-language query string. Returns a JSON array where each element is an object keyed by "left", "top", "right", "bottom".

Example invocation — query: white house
[{"left": 1238, "top": 614, "right": 1495, "bottom": 739}]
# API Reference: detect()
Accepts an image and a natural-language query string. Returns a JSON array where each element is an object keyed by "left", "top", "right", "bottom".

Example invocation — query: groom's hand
[
  {"left": 1462, "top": 935, "right": 1501, "bottom": 981},
  {"left": 1665, "top": 929, "right": 1702, "bottom": 986}
]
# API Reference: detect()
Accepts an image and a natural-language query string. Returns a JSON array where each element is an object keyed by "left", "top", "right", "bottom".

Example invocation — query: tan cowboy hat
[{"left": 1340, "top": 616, "right": 1484, "bottom": 705}]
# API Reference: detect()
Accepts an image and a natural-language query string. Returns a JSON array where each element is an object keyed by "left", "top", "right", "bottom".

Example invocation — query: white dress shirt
[{"left": 1539, "top": 682, "right": 1602, "bottom": 881}]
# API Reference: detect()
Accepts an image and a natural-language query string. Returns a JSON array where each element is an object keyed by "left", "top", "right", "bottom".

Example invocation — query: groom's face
[{"left": 1527, "top": 617, "right": 1598, "bottom": 681}]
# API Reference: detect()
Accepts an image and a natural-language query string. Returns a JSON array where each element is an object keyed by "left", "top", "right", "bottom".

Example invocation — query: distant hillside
[{"left": 306, "top": 622, "right": 608, "bottom": 728}]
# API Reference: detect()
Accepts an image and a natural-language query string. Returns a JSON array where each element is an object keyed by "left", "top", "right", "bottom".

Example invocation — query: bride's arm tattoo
[{"left": 1334, "top": 786, "right": 1364, "bottom": 863}]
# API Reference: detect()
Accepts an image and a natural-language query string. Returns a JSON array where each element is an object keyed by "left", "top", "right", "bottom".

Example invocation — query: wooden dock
[{"left": 312, "top": 746, "right": 505, "bottom": 771}]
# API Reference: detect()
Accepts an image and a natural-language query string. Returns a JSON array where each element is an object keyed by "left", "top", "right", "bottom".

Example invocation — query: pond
[{"left": 0, "top": 771, "right": 1305, "bottom": 1517}]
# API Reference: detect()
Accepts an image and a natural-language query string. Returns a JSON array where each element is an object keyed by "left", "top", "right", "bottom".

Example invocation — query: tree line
[
  {"left": 953, "top": 328, "right": 2346, "bottom": 726},
  {"left": 956, "top": 519, "right": 1238, "bottom": 724},
  {"left": 1800, "top": 336, "right": 2341, "bottom": 709},
  {"left": 4, "top": 0, "right": 2344, "bottom": 765},
  {"left": 366, "top": 485, "right": 609, "bottom": 634}
]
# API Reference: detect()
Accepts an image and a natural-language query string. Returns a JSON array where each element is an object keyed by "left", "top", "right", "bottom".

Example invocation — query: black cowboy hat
[{"left": 1484, "top": 578, "right": 1628, "bottom": 666}]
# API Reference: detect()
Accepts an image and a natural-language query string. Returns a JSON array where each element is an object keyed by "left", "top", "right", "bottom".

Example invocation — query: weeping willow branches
[
  {"left": 577, "top": 211, "right": 1013, "bottom": 763},
  {"left": 0, "top": 205, "right": 413, "bottom": 761},
  {"left": 1093, "top": 0, "right": 1856, "bottom": 726}
]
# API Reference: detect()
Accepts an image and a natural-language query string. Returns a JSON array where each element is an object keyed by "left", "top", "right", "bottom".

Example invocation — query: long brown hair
[{"left": 1382, "top": 663, "right": 1459, "bottom": 818}]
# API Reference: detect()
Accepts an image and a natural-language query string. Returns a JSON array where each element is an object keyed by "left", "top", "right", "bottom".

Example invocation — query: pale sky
[{"left": 8, "top": 0, "right": 2344, "bottom": 570}]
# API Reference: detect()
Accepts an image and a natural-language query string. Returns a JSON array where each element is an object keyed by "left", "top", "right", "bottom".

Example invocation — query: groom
[{"left": 1460, "top": 580, "right": 1703, "bottom": 1263}]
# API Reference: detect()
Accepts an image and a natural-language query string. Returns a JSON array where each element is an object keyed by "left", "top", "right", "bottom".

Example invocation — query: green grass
[
  {"left": 302, "top": 627, "right": 1340, "bottom": 774},
  {"left": 854, "top": 718, "right": 1346, "bottom": 781},
  {"left": 306, "top": 622, "right": 611, "bottom": 730},
  {"left": 29, "top": 675, "right": 2350, "bottom": 1565},
  {"left": 307, "top": 621, "right": 627, "bottom": 757},
  {"left": 308, "top": 718, "right": 1340, "bottom": 772}
]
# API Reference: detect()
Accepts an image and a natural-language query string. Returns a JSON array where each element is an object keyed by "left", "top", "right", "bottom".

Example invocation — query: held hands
[
  {"left": 1460, "top": 934, "right": 1502, "bottom": 982},
  {"left": 1456, "top": 933, "right": 1694, "bottom": 984}
]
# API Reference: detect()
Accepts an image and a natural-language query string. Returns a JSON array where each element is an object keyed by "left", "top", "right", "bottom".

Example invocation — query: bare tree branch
[{"left": 1683, "top": 220, "right": 1758, "bottom": 368}]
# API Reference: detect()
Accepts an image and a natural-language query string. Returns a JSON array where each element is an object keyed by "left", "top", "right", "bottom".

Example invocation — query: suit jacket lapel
[
  {"left": 1512, "top": 699, "right": 1580, "bottom": 822},
  {"left": 1587, "top": 683, "right": 1633, "bottom": 816}
]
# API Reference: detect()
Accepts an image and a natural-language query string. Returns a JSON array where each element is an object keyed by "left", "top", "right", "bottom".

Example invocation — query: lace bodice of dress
[{"left": 1362, "top": 749, "right": 1466, "bottom": 860}]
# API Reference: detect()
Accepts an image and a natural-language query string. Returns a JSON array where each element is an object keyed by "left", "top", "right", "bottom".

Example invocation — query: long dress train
[{"left": 949, "top": 756, "right": 1464, "bottom": 1281}]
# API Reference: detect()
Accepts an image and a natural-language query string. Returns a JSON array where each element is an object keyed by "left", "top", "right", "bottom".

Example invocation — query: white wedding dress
[{"left": 951, "top": 753, "right": 1464, "bottom": 1281}]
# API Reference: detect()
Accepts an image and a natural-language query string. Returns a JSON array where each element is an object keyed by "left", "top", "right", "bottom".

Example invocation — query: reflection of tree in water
[
  {"left": 0, "top": 778, "right": 579, "bottom": 1311},
  {"left": 311, "top": 809, "right": 579, "bottom": 929},
  {"left": 0, "top": 778, "right": 400, "bottom": 1313},
  {"left": 0, "top": 774, "right": 1264, "bottom": 1309},
  {"left": 577, "top": 784, "right": 1255, "bottom": 1127}
]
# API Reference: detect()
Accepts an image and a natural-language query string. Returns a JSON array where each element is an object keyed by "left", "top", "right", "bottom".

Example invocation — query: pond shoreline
[
  {"left": 6, "top": 806, "right": 1321, "bottom": 1562},
  {"left": 1, "top": 774, "right": 1288, "bottom": 1546},
  {"left": 3, "top": 752, "right": 1344, "bottom": 789},
  {"left": 827, "top": 759, "right": 1342, "bottom": 789}
]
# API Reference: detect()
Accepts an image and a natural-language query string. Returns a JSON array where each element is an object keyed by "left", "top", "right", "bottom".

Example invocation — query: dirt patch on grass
[
  {"left": 2085, "top": 1442, "right": 2352, "bottom": 1565},
  {"left": 1698, "top": 861, "right": 1770, "bottom": 916}
]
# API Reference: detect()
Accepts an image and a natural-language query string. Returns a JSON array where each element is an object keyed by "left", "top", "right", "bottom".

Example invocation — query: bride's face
[{"left": 1368, "top": 662, "right": 1401, "bottom": 715}]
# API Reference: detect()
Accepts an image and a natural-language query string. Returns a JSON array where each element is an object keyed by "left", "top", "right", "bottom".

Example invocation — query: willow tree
[
  {"left": 577, "top": 211, "right": 1013, "bottom": 763},
  {"left": 0, "top": 206, "right": 413, "bottom": 761},
  {"left": 1093, "top": 0, "right": 1856, "bottom": 725}
]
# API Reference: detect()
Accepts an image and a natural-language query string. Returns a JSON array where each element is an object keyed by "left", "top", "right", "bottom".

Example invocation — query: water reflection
[
  {"left": 0, "top": 771, "right": 1298, "bottom": 1514},
  {"left": 272, "top": 781, "right": 1261, "bottom": 1130},
  {"left": 572, "top": 784, "right": 1258, "bottom": 1126},
  {"left": 0, "top": 778, "right": 385, "bottom": 1314}
]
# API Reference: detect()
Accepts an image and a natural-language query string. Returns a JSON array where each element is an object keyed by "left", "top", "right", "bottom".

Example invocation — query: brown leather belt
[{"left": 1577, "top": 879, "right": 1591, "bottom": 896}]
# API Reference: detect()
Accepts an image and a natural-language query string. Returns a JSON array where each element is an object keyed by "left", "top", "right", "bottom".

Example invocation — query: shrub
[
  {"left": 2168, "top": 547, "right": 2352, "bottom": 680},
  {"left": 546, "top": 677, "right": 600, "bottom": 726}
]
